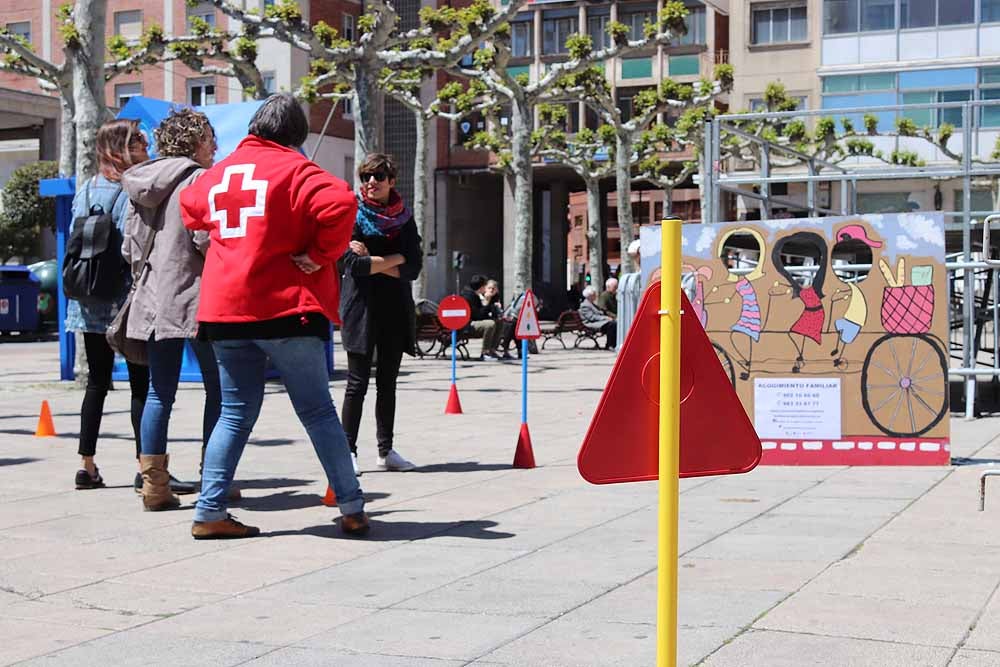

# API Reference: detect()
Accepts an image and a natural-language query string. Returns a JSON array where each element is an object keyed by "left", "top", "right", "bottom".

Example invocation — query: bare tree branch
[{"left": 0, "top": 33, "right": 63, "bottom": 82}]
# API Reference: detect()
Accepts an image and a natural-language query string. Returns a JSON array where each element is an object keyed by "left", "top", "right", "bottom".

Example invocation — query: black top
[
  {"left": 199, "top": 312, "right": 331, "bottom": 341},
  {"left": 337, "top": 216, "right": 423, "bottom": 355},
  {"left": 461, "top": 286, "right": 495, "bottom": 322}
]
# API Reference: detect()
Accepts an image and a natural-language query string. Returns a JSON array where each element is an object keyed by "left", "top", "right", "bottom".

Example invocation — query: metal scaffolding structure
[{"left": 701, "top": 100, "right": 1000, "bottom": 420}]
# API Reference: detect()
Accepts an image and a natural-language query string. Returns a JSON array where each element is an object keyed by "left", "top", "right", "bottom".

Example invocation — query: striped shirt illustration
[{"left": 731, "top": 277, "right": 761, "bottom": 341}]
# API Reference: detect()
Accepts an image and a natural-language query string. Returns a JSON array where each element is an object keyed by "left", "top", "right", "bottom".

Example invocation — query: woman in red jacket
[{"left": 180, "top": 93, "right": 367, "bottom": 539}]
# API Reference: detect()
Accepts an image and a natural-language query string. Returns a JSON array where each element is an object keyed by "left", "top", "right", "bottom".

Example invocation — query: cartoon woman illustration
[
  {"left": 770, "top": 232, "right": 828, "bottom": 374},
  {"left": 708, "top": 228, "right": 766, "bottom": 381},
  {"left": 829, "top": 224, "right": 882, "bottom": 368},
  {"left": 682, "top": 264, "right": 713, "bottom": 328}
]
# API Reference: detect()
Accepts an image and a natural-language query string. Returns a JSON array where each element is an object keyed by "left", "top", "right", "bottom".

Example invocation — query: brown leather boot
[
  {"left": 140, "top": 454, "right": 181, "bottom": 512},
  {"left": 191, "top": 515, "right": 260, "bottom": 540},
  {"left": 340, "top": 512, "right": 370, "bottom": 536}
]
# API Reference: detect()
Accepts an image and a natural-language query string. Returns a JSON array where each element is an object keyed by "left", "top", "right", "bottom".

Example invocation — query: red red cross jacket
[{"left": 180, "top": 136, "right": 356, "bottom": 325}]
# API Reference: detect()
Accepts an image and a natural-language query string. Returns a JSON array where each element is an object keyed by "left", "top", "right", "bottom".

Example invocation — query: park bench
[
  {"left": 540, "top": 310, "right": 604, "bottom": 350},
  {"left": 415, "top": 312, "right": 470, "bottom": 360}
]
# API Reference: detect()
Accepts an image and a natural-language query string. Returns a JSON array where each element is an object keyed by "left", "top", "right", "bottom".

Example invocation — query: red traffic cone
[
  {"left": 445, "top": 383, "right": 463, "bottom": 415},
  {"left": 513, "top": 423, "right": 536, "bottom": 469},
  {"left": 322, "top": 486, "right": 337, "bottom": 507},
  {"left": 35, "top": 400, "right": 56, "bottom": 437}
]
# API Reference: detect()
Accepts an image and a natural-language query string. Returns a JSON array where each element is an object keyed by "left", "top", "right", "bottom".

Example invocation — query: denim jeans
[
  {"left": 140, "top": 337, "right": 221, "bottom": 456},
  {"left": 194, "top": 336, "right": 364, "bottom": 522}
]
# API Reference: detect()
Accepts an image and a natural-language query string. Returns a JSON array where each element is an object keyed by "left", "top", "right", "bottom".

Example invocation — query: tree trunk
[
  {"left": 585, "top": 177, "right": 604, "bottom": 290},
  {"left": 352, "top": 63, "right": 380, "bottom": 190},
  {"left": 71, "top": 0, "right": 109, "bottom": 184},
  {"left": 510, "top": 96, "right": 534, "bottom": 294},
  {"left": 411, "top": 112, "right": 429, "bottom": 300},
  {"left": 58, "top": 93, "right": 76, "bottom": 177},
  {"left": 615, "top": 131, "right": 636, "bottom": 274},
  {"left": 663, "top": 186, "right": 673, "bottom": 217}
]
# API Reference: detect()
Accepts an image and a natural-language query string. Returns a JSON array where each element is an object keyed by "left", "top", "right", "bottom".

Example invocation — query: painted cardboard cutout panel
[{"left": 640, "top": 214, "right": 950, "bottom": 465}]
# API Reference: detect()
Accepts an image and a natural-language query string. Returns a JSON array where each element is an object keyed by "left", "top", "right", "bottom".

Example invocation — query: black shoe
[
  {"left": 75, "top": 468, "right": 105, "bottom": 490},
  {"left": 133, "top": 472, "right": 143, "bottom": 494},
  {"left": 168, "top": 475, "right": 197, "bottom": 495}
]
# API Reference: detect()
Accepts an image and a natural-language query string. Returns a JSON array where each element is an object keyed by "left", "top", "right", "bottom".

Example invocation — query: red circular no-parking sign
[{"left": 437, "top": 295, "right": 471, "bottom": 330}]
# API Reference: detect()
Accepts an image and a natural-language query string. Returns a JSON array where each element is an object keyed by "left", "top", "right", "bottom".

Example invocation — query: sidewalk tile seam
[
  {"left": 689, "top": 460, "right": 964, "bottom": 666},
  {"left": 942, "top": 576, "right": 1000, "bottom": 664},
  {"left": 741, "top": 626, "right": 966, "bottom": 650}
]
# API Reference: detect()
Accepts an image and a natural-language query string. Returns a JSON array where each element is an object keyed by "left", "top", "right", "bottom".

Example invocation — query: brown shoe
[
  {"left": 340, "top": 512, "right": 370, "bottom": 536},
  {"left": 191, "top": 515, "right": 260, "bottom": 540},
  {"left": 140, "top": 454, "right": 181, "bottom": 512}
]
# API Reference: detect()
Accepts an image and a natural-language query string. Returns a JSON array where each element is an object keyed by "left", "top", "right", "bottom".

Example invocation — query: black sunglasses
[{"left": 361, "top": 171, "right": 388, "bottom": 183}]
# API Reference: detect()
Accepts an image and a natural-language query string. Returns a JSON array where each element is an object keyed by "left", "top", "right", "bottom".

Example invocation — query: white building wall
[
  {"left": 303, "top": 134, "right": 354, "bottom": 183},
  {"left": 938, "top": 28, "right": 978, "bottom": 60},
  {"left": 858, "top": 34, "right": 895, "bottom": 63}
]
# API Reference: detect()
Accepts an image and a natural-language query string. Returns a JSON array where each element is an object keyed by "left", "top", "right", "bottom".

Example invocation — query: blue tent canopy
[{"left": 117, "top": 96, "right": 265, "bottom": 161}]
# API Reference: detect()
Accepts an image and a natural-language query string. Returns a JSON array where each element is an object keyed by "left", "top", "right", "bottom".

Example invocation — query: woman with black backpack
[{"left": 65, "top": 119, "right": 150, "bottom": 490}]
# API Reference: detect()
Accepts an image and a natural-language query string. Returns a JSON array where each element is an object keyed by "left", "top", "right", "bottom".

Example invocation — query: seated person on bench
[
  {"left": 579, "top": 286, "right": 617, "bottom": 351},
  {"left": 461, "top": 274, "right": 504, "bottom": 361}
]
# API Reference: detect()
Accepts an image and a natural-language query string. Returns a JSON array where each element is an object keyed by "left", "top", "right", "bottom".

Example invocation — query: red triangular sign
[
  {"left": 515, "top": 290, "right": 541, "bottom": 340},
  {"left": 578, "top": 281, "right": 761, "bottom": 484}
]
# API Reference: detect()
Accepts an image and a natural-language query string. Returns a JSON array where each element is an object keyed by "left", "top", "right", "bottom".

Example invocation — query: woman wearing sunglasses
[{"left": 338, "top": 154, "right": 423, "bottom": 475}]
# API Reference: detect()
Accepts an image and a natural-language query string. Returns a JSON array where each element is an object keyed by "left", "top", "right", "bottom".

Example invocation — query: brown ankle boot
[{"left": 140, "top": 454, "right": 181, "bottom": 512}]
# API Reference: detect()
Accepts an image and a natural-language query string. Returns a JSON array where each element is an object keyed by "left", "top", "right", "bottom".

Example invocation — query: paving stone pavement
[{"left": 2, "top": 338, "right": 1000, "bottom": 666}]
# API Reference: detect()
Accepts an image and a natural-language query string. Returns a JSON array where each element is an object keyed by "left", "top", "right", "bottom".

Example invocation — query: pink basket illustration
[{"left": 881, "top": 285, "right": 934, "bottom": 334}]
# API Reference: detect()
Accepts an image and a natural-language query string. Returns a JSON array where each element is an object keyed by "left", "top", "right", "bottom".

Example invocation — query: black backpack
[{"left": 63, "top": 179, "right": 128, "bottom": 304}]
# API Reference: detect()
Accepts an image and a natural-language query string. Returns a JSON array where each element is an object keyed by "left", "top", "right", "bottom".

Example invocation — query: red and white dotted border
[{"left": 758, "top": 437, "right": 950, "bottom": 465}]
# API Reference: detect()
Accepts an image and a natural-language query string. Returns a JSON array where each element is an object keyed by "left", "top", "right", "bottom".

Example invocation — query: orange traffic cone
[
  {"left": 35, "top": 400, "right": 56, "bottom": 437},
  {"left": 445, "top": 383, "right": 463, "bottom": 415},
  {"left": 322, "top": 486, "right": 337, "bottom": 507},
  {"left": 513, "top": 423, "right": 535, "bottom": 469}
]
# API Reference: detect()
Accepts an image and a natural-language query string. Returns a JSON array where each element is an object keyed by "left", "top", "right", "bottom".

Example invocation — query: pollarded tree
[
  {"left": 548, "top": 63, "right": 733, "bottom": 274},
  {"left": 379, "top": 71, "right": 497, "bottom": 298},
  {"left": 453, "top": 2, "right": 695, "bottom": 292},
  {"left": 106, "top": 17, "right": 270, "bottom": 100},
  {"left": 717, "top": 81, "right": 1000, "bottom": 222},
  {"left": 634, "top": 104, "right": 724, "bottom": 224},
  {"left": 725, "top": 82, "right": 957, "bottom": 176},
  {"left": 533, "top": 106, "right": 616, "bottom": 288},
  {"left": 0, "top": 1, "right": 271, "bottom": 180},
  {"left": 534, "top": 70, "right": 730, "bottom": 285},
  {"left": 209, "top": 0, "right": 524, "bottom": 187},
  {"left": 0, "top": 2, "right": 94, "bottom": 177}
]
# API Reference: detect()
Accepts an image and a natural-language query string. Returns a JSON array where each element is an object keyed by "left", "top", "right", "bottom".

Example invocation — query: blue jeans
[
  {"left": 140, "top": 338, "right": 221, "bottom": 456},
  {"left": 193, "top": 337, "right": 364, "bottom": 522}
]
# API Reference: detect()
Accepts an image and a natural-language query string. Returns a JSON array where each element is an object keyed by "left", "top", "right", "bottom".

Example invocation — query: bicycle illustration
[
  {"left": 860, "top": 283, "right": 947, "bottom": 438},
  {"left": 703, "top": 283, "right": 947, "bottom": 438}
]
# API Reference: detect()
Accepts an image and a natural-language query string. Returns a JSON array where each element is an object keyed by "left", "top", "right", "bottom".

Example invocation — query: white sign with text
[{"left": 754, "top": 378, "right": 842, "bottom": 440}]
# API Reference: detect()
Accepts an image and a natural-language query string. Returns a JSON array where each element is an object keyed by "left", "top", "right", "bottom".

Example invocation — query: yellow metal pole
[{"left": 657, "top": 217, "right": 682, "bottom": 667}]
